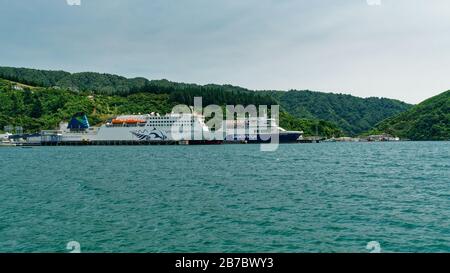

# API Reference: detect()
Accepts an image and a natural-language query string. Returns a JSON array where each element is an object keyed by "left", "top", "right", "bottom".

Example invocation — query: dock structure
[
  {"left": 297, "top": 139, "right": 321, "bottom": 144},
  {"left": 41, "top": 140, "right": 176, "bottom": 146},
  {"left": 7, "top": 130, "right": 309, "bottom": 146},
  {"left": 40, "top": 140, "right": 222, "bottom": 146},
  {"left": 9, "top": 112, "right": 307, "bottom": 146}
]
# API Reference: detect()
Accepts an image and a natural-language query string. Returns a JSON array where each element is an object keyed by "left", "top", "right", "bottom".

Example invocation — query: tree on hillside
[{"left": 30, "top": 97, "right": 43, "bottom": 118}]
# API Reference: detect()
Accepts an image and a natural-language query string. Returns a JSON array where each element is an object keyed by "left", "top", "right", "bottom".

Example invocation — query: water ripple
[{"left": 0, "top": 142, "right": 449, "bottom": 252}]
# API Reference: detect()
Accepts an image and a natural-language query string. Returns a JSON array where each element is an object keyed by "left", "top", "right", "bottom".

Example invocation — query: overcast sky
[{"left": 1, "top": 0, "right": 450, "bottom": 103}]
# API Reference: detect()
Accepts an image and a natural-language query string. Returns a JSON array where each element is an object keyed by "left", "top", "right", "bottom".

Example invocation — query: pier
[{"left": 40, "top": 140, "right": 223, "bottom": 146}]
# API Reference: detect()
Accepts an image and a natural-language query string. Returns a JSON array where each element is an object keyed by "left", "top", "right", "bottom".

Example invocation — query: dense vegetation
[
  {"left": 279, "top": 111, "right": 342, "bottom": 138},
  {"left": 0, "top": 66, "right": 275, "bottom": 106},
  {"left": 374, "top": 91, "right": 450, "bottom": 140},
  {"left": 270, "top": 90, "right": 411, "bottom": 135},
  {"left": 0, "top": 66, "right": 412, "bottom": 135},
  {"left": 0, "top": 79, "right": 174, "bottom": 133},
  {"left": 0, "top": 78, "right": 343, "bottom": 137}
]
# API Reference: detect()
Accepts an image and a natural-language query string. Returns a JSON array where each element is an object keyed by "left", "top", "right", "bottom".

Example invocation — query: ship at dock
[
  {"left": 7, "top": 112, "right": 303, "bottom": 146},
  {"left": 224, "top": 117, "right": 303, "bottom": 143},
  {"left": 41, "top": 112, "right": 220, "bottom": 145}
]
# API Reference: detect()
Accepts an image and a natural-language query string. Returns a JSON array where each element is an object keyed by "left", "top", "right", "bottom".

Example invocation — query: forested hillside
[
  {"left": 270, "top": 90, "right": 411, "bottom": 135},
  {"left": 0, "top": 66, "right": 413, "bottom": 136},
  {"left": 374, "top": 91, "right": 450, "bottom": 140},
  {"left": 0, "top": 66, "right": 275, "bottom": 105},
  {"left": 0, "top": 78, "right": 343, "bottom": 137}
]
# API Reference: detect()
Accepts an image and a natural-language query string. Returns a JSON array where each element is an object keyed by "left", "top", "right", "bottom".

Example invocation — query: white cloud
[{"left": 2, "top": 0, "right": 450, "bottom": 103}]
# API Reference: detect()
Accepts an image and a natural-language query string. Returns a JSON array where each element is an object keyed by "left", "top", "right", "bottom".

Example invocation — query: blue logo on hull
[{"left": 131, "top": 128, "right": 167, "bottom": 141}]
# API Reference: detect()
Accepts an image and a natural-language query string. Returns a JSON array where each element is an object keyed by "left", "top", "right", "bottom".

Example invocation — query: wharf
[{"left": 40, "top": 140, "right": 223, "bottom": 146}]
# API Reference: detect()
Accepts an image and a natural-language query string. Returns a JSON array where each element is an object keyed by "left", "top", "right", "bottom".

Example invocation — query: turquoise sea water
[{"left": 0, "top": 142, "right": 449, "bottom": 253}]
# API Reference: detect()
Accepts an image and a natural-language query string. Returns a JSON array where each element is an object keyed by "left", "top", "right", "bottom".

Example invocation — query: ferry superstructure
[
  {"left": 37, "top": 112, "right": 302, "bottom": 145},
  {"left": 42, "top": 112, "right": 216, "bottom": 144},
  {"left": 224, "top": 117, "right": 303, "bottom": 143}
]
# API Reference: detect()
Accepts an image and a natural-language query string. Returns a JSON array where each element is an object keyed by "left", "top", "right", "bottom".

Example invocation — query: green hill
[
  {"left": 375, "top": 91, "right": 450, "bottom": 140},
  {"left": 0, "top": 78, "right": 174, "bottom": 132},
  {"left": 0, "top": 78, "right": 343, "bottom": 137},
  {"left": 0, "top": 66, "right": 412, "bottom": 135},
  {"left": 270, "top": 90, "right": 411, "bottom": 135}
]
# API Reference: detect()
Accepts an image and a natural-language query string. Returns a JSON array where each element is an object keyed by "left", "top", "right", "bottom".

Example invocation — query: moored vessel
[
  {"left": 224, "top": 117, "right": 303, "bottom": 143},
  {"left": 30, "top": 112, "right": 302, "bottom": 146},
  {"left": 42, "top": 112, "right": 221, "bottom": 145}
]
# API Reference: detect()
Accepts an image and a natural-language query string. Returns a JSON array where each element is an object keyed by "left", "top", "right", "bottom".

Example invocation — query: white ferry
[
  {"left": 224, "top": 117, "right": 303, "bottom": 143},
  {"left": 40, "top": 112, "right": 302, "bottom": 145},
  {"left": 42, "top": 112, "right": 218, "bottom": 145}
]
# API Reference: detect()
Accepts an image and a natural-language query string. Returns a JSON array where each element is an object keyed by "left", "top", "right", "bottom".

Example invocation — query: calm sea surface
[{"left": 0, "top": 142, "right": 449, "bottom": 253}]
